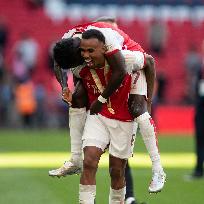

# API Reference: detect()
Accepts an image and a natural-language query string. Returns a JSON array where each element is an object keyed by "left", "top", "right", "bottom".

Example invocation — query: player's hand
[
  {"left": 62, "top": 87, "right": 72, "bottom": 105},
  {"left": 90, "top": 99, "right": 103, "bottom": 115}
]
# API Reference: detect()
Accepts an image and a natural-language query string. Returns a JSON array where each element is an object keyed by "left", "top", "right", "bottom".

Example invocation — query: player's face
[{"left": 80, "top": 38, "right": 106, "bottom": 69}]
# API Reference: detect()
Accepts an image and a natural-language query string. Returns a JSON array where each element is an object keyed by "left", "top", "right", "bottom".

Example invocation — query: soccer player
[
  {"left": 74, "top": 28, "right": 137, "bottom": 204},
  {"left": 49, "top": 20, "right": 166, "bottom": 194},
  {"left": 96, "top": 17, "right": 148, "bottom": 203}
]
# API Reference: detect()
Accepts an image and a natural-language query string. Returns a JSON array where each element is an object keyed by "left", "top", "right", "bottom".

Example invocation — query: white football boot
[
  {"left": 49, "top": 160, "right": 82, "bottom": 177},
  {"left": 125, "top": 197, "right": 136, "bottom": 204},
  {"left": 148, "top": 170, "right": 166, "bottom": 193}
]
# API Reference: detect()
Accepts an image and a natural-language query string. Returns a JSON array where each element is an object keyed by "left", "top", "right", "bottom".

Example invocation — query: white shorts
[
  {"left": 130, "top": 69, "right": 147, "bottom": 96},
  {"left": 82, "top": 112, "right": 137, "bottom": 159}
]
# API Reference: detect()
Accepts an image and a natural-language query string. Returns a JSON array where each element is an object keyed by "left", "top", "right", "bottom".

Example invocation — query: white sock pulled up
[
  {"left": 135, "top": 112, "right": 163, "bottom": 173},
  {"left": 69, "top": 107, "right": 87, "bottom": 167},
  {"left": 79, "top": 184, "right": 96, "bottom": 204},
  {"left": 109, "top": 186, "right": 126, "bottom": 204}
]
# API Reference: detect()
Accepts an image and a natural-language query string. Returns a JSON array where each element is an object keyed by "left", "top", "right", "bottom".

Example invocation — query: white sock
[
  {"left": 109, "top": 187, "right": 126, "bottom": 204},
  {"left": 79, "top": 184, "right": 96, "bottom": 204},
  {"left": 135, "top": 112, "right": 163, "bottom": 173},
  {"left": 69, "top": 107, "right": 87, "bottom": 167}
]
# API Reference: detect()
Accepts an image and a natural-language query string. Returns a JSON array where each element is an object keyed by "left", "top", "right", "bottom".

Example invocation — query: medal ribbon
[{"left": 90, "top": 63, "right": 115, "bottom": 114}]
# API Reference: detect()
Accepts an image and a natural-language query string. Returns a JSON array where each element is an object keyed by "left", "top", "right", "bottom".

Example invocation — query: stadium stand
[
  {"left": 0, "top": 0, "right": 203, "bottom": 132},
  {"left": 63, "top": 0, "right": 204, "bottom": 6}
]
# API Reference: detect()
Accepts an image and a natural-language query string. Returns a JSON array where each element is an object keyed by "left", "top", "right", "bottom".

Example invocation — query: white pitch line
[{"left": 0, "top": 152, "right": 195, "bottom": 168}]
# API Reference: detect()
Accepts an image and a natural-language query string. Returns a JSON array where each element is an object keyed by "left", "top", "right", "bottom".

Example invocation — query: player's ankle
[
  {"left": 152, "top": 165, "right": 163, "bottom": 173},
  {"left": 70, "top": 154, "right": 83, "bottom": 166}
]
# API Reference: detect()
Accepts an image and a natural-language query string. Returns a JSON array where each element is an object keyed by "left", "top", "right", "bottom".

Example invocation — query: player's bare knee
[
  {"left": 83, "top": 157, "right": 98, "bottom": 170},
  {"left": 83, "top": 154, "right": 99, "bottom": 171}
]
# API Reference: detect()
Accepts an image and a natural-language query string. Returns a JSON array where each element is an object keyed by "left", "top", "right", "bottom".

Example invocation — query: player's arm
[
  {"left": 62, "top": 65, "right": 88, "bottom": 108},
  {"left": 53, "top": 61, "right": 73, "bottom": 105},
  {"left": 91, "top": 26, "right": 126, "bottom": 98},
  {"left": 53, "top": 61, "right": 68, "bottom": 90},
  {"left": 88, "top": 28, "right": 127, "bottom": 114},
  {"left": 143, "top": 54, "right": 156, "bottom": 113},
  {"left": 90, "top": 51, "right": 127, "bottom": 114},
  {"left": 72, "top": 76, "right": 88, "bottom": 108},
  {"left": 102, "top": 51, "right": 126, "bottom": 98}
]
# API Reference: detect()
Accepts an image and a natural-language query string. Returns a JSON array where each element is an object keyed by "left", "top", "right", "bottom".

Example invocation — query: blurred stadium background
[{"left": 0, "top": 0, "right": 204, "bottom": 203}]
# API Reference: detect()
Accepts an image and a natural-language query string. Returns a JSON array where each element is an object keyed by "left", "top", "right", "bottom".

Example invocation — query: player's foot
[
  {"left": 48, "top": 161, "right": 82, "bottom": 177},
  {"left": 148, "top": 170, "right": 166, "bottom": 193},
  {"left": 125, "top": 197, "right": 136, "bottom": 204},
  {"left": 125, "top": 197, "right": 147, "bottom": 204}
]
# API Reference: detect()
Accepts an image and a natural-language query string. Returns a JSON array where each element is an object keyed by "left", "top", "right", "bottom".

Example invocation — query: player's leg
[
  {"left": 79, "top": 146, "right": 103, "bottom": 204},
  {"left": 108, "top": 118, "right": 136, "bottom": 204},
  {"left": 129, "top": 94, "right": 166, "bottom": 193},
  {"left": 125, "top": 123, "right": 138, "bottom": 204},
  {"left": 129, "top": 70, "right": 166, "bottom": 193},
  {"left": 49, "top": 80, "right": 88, "bottom": 177},
  {"left": 129, "top": 93, "right": 160, "bottom": 172},
  {"left": 193, "top": 104, "right": 204, "bottom": 177},
  {"left": 109, "top": 155, "right": 127, "bottom": 204},
  {"left": 79, "top": 112, "right": 110, "bottom": 203},
  {"left": 68, "top": 80, "right": 88, "bottom": 167}
]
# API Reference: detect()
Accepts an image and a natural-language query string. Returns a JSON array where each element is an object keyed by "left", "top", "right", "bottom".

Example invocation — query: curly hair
[{"left": 53, "top": 38, "right": 84, "bottom": 69}]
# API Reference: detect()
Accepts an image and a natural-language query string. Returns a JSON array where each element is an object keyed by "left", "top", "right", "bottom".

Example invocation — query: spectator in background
[
  {"left": 187, "top": 40, "right": 204, "bottom": 179},
  {"left": 13, "top": 33, "right": 39, "bottom": 77},
  {"left": 184, "top": 44, "right": 202, "bottom": 104},
  {"left": 34, "top": 82, "right": 47, "bottom": 128},
  {"left": 156, "top": 71, "right": 167, "bottom": 104},
  {"left": 147, "top": 18, "right": 167, "bottom": 56},
  {"left": 150, "top": 71, "right": 167, "bottom": 127},
  {"left": 0, "top": 51, "right": 5, "bottom": 80},
  {"left": 15, "top": 78, "right": 37, "bottom": 128},
  {"left": 0, "top": 52, "right": 13, "bottom": 127},
  {"left": 0, "top": 16, "right": 8, "bottom": 55},
  {"left": 12, "top": 50, "right": 29, "bottom": 83},
  {"left": 27, "top": 0, "right": 44, "bottom": 9}
]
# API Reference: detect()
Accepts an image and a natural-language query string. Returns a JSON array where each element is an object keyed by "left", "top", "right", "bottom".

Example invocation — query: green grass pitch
[{"left": 0, "top": 129, "right": 204, "bottom": 204}]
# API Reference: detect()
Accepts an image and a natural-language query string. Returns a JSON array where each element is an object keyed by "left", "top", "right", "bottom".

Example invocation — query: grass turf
[{"left": 0, "top": 129, "right": 203, "bottom": 204}]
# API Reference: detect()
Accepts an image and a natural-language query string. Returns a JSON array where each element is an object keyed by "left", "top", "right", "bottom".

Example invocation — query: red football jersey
[
  {"left": 62, "top": 21, "right": 144, "bottom": 56},
  {"left": 79, "top": 65, "right": 133, "bottom": 122}
]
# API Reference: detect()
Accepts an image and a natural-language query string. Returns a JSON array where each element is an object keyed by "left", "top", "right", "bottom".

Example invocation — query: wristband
[{"left": 98, "top": 95, "right": 107, "bottom": 103}]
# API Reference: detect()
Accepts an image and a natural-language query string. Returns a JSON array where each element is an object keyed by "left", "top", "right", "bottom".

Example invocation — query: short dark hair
[
  {"left": 53, "top": 38, "right": 84, "bottom": 69},
  {"left": 95, "top": 16, "right": 116, "bottom": 24},
  {"left": 82, "top": 29, "right": 105, "bottom": 44}
]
